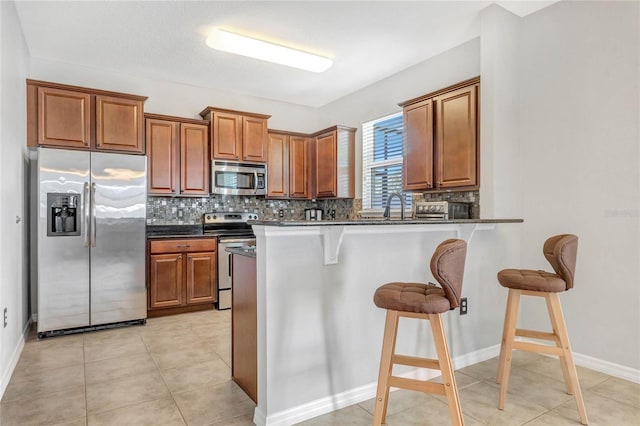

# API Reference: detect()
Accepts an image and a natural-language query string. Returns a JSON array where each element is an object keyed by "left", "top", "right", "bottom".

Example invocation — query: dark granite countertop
[
  {"left": 225, "top": 246, "right": 257, "bottom": 258},
  {"left": 248, "top": 218, "right": 523, "bottom": 227},
  {"left": 146, "top": 225, "right": 205, "bottom": 239}
]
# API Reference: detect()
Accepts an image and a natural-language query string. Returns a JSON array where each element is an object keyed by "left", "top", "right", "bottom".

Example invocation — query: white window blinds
[{"left": 362, "top": 112, "right": 412, "bottom": 210}]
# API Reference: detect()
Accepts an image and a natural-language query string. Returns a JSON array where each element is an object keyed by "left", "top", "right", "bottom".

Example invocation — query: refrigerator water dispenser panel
[{"left": 47, "top": 192, "right": 80, "bottom": 236}]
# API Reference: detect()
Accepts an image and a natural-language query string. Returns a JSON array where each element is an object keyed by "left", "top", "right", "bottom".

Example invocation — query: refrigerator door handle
[
  {"left": 91, "top": 182, "right": 97, "bottom": 247},
  {"left": 83, "top": 182, "right": 90, "bottom": 247}
]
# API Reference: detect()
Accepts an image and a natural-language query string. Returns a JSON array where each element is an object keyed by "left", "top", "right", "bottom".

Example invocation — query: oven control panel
[{"left": 204, "top": 212, "right": 259, "bottom": 224}]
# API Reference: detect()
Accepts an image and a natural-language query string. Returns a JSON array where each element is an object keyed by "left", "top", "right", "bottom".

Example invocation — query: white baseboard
[
  {"left": 255, "top": 342, "right": 638, "bottom": 425},
  {"left": 0, "top": 319, "right": 31, "bottom": 399}
]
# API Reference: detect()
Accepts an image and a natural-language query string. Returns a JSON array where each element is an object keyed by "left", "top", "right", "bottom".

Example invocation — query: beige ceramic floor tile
[
  {"left": 84, "top": 334, "right": 149, "bottom": 362},
  {"left": 551, "top": 389, "right": 640, "bottom": 426},
  {"left": 206, "top": 413, "right": 255, "bottom": 426},
  {"left": 522, "top": 355, "right": 609, "bottom": 389},
  {"left": 384, "top": 396, "right": 485, "bottom": 426},
  {"left": 359, "top": 389, "right": 434, "bottom": 417},
  {"left": 85, "top": 352, "right": 157, "bottom": 385},
  {"left": 13, "top": 343, "right": 85, "bottom": 378},
  {"left": 160, "top": 358, "right": 231, "bottom": 394},
  {"left": 2, "top": 363, "right": 85, "bottom": 403},
  {"left": 296, "top": 404, "right": 373, "bottom": 425},
  {"left": 0, "top": 387, "right": 86, "bottom": 426},
  {"left": 85, "top": 370, "right": 171, "bottom": 414},
  {"left": 498, "top": 366, "right": 574, "bottom": 410},
  {"left": 21, "top": 333, "right": 84, "bottom": 353},
  {"left": 87, "top": 397, "right": 186, "bottom": 426},
  {"left": 589, "top": 376, "right": 640, "bottom": 409},
  {"left": 456, "top": 380, "right": 547, "bottom": 426},
  {"left": 151, "top": 342, "right": 221, "bottom": 370},
  {"left": 458, "top": 357, "right": 500, "bottom": 382},
  {"left": 173, "top": 380, "right": 255, "bottom": 426},
  {"left": 141, "top": 333, "right": 204, "bottom": 354},
  {"left": 51, "top": 417, "right": 87, "bottom": 426}
]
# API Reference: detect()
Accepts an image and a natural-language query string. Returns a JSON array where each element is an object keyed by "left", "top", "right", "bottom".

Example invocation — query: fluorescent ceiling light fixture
[{"left": 206, "top": 29, "right": 332, "bottom": 73}]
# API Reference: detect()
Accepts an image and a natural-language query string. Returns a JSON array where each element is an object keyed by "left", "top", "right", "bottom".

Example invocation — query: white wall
[
  {"left": 0, "top": 0, "right": 31, "bottom": 396},
  {"left": 29, "top": 58, "right": 322, "bottom": 133},
  {"left": 518, "top": 0, "right": 639, "bottom": 371}
]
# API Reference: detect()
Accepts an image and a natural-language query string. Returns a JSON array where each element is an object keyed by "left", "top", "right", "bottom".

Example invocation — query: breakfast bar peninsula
[{"left": 245, "top": 218, "right": 522, "bottom": 426}]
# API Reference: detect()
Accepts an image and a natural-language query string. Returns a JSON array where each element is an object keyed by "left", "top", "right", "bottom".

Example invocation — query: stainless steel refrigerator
[{"left": 35, "top": 148, "right": 147, "bottom": 337}]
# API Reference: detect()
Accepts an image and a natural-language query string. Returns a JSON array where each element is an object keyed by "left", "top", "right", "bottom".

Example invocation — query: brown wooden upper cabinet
[
  {"left": 27, "top": 79, "right": 147, "bottom": 154},
  {"left": 400, "top": 77, "right": 479, "bottom": 192},
  {"left": 313, "top": 126, "right": 356, "bottom": 199},
  {"left": 267, "top": 131, "right": 310, "bottom": 199},
  {"left": 200, "top": 107, "right": 270, "bottom": 162},
  {"left": 146, "top": 113, "right": 209, "bottom": 196}
]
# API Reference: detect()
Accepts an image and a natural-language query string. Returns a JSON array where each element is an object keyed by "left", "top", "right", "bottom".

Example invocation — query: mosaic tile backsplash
[
  {"left": 147, "top": 190, "right": 478, "bottom": 224},
  {"left": 147, "top": 195, "right": 358, "bottom": 225}
]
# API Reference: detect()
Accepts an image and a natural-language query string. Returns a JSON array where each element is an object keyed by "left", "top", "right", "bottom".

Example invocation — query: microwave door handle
[
  {"left": 91, "top": 183, "right": 97, "bottom": 247},
  {"left": 83, "top": 182, "right": 90, "bottom": 247},
  {"left": 253, "top": 171, "right": 259, "bottom": 195}
]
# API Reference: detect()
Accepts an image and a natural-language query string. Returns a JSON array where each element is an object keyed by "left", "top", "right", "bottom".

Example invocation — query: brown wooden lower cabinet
[
  {"left": 231, "top": 252, "right": 257, "bottom": 403},
  {"left": 148, "top": 238, "right": 217, "bottom": 317}
]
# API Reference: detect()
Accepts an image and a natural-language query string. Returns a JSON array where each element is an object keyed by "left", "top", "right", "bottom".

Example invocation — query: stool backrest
[
  {"left": 430, "top": 239, "right": 467, "bottom": 308},
  {"left": 543, "top": 234, "right": 578, "bottom": 290}
]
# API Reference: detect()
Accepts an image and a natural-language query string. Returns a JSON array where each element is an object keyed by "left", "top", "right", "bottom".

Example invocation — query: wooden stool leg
[
  {"left": 373, "top": 310, "right": 399, "bottom": 426},
  {"left": 497, "top": 289, "right": 516, "bottom": 384},
  {"left": 544, "top": 293, "right": 573, "bottom": 395},
  {"left": 547, "top": 293, "right": 589, "bottom": 425},
  {"left": 498, "top": 289, "right": 520, "bottom": 410},
  {"left": 430, "top": 313, "right": 464, "bottom": 426}
]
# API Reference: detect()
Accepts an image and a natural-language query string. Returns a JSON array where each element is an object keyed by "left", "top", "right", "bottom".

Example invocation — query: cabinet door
[
  {"left": 315, "top": 131, "right": 337, "bottom": 198},
  {"left": 242, "top": 116, "right": 268, "bottom": 162},
  {"left": 186, "top": 252, "right": 216, "bottom": 304},
  {"left": 267, "top": 133, "right": 288, "bottom": 198},
  {"left": 96, "top": 95, "right": 144, "bottom": 153},
  {"left": 212, "top": 111, "right": 242, "bottom": 160},
  {"left": 435, "top": 85, "right": 478, "bottom": 189},
  {"left": 289, "top": 136, "right": 309, "bottom": 198},
  {"left": 37, "top": 87, "right": 91, "bottom": 149},
  {"left": 403, "top": 99, "right": 434, "bottom": 191},
  {"left": 149, "top": 253, "right": 184, "bottom": 309},
  {"left": 180, "top": 123, "right": 209, "bottom": 195},
  {"left": 147, "top": 119, "right": 179, "bottom": 195}
]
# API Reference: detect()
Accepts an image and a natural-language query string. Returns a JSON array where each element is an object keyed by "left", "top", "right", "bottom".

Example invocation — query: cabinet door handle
[
  {"left": 178, "top": 255, "right": 182, "bottom": 260},
  {"left": 427, "top": 182, "right": 432, "bottom": 188},
  {"left": 176, "top": 244, "right": 191, "bottom": 248},
  {"left": 437, "top": 181, "right": 442, "bottom": 187}
]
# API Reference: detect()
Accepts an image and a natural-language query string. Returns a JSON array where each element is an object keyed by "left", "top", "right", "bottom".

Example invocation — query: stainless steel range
[
  {"left": 414, "top": 201, "right": 471, "bottom": 220},
  {"left": 203, "top": 212, "right": 257, "bottom": 309}
]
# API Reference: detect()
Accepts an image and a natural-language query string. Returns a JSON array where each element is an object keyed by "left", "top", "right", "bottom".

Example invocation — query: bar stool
[
  {"left": 496, "top": 234, "right": 588, "bottom": 425},
  {"left": 373, "top": 239, "right": 467, "bottom": 426}
]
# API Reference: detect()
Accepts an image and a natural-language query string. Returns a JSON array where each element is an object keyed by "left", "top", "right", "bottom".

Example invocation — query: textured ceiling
[{"left": 15, "top": 1, "right": 555, "bottom": 108}]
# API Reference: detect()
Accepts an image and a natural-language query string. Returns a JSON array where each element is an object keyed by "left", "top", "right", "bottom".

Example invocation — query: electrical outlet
[
  {"left": 278, "top": 209, "right": 284, "bottom": 218},
  {"left": 460, "top": 297, "right": 468, "bottom": 315},
  {"left": 3, "top": 307, "right": 7, "bottom": 327}
]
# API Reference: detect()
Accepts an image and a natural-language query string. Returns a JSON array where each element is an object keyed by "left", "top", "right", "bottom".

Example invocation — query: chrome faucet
[{"left": 383, "top": 192, "right": 405, "bottom": 220}]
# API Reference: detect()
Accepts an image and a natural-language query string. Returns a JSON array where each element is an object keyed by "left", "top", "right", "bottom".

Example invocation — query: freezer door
[
  {"left": 90, "top": 152, "right": 147, "bottom": 325},
  {"left": 37, "top": 148, "right": 90, "bottom": 332}
]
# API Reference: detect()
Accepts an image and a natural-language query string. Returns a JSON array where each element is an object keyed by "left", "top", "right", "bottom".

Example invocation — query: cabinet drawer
[{"left": 150, "top": 238, "right": 217, "bottom": 254}]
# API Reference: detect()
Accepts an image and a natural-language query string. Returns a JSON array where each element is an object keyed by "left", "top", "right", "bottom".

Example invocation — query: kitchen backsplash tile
[
  {"left": 147, "top": 196, "right": 358, "bottom": 224},
  {"left": 414, "top": 190, "right": 480, "bottom": 219}
]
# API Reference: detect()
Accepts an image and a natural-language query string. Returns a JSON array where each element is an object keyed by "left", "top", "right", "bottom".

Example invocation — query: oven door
[
  {"left": 217, "top": 236, "right": 256, "bottom": 309},
  {"left": 211, "top": 161, "right": 266, "bottom": 196}
]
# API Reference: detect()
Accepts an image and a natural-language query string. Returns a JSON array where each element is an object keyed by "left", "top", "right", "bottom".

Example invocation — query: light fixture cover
[{"left": 206, "top": 29, "right": 333, "bottom": 73}]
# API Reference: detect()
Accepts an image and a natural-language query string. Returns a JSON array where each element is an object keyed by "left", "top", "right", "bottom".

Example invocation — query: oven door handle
[{"left": 228, "top": 253, "right": 232, "bottom": 277}]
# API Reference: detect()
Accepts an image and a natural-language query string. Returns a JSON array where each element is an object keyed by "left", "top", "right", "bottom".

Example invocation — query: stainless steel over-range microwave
[{"left": 211, "top": 161, "right": 267, "bottom": 196}]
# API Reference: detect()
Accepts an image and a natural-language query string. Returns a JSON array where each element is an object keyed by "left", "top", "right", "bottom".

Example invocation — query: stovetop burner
[{"left": 202, "top": 212, "right": 258, "bottom": 237}]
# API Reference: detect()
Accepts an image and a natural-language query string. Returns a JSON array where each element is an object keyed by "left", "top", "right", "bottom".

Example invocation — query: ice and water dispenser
[{"left": 47, "top": 193, "right": 80, "bottom": 236}]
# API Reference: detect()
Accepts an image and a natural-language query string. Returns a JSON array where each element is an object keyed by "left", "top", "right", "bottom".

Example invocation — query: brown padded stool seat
[
  {"left": 374, "top": 282, "right": 450, "bottom": 314},
  {"left": 497, "top": 269, "right": 566, "bottom": 292}
]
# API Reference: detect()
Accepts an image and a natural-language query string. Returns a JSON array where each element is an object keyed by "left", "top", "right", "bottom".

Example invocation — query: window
[{"left": 362, "top": 112, "right": 412, "bottom": 210}]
